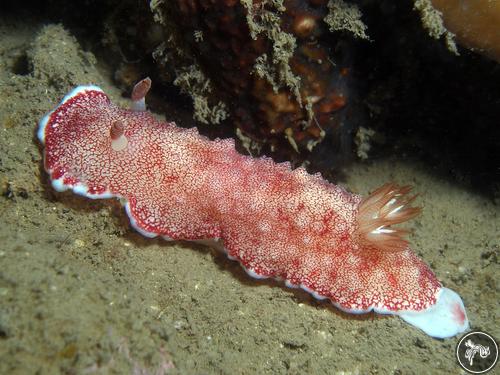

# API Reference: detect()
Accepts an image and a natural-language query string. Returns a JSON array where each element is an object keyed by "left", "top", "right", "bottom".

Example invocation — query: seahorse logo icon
[
  {"left": 457, "top": 331, "right": 498, "bottom": 374},
  {"left": 465, "top": 339, "right": 491, "bottom": 366}
]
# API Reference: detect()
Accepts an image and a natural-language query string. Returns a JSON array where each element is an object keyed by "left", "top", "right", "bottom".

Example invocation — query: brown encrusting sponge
[{"left": 151, "top": 0, "right": 368, "bottom": 162}]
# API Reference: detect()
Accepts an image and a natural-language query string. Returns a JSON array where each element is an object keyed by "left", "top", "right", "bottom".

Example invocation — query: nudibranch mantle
[{"left": 38, "top": 82, "right": 469, "bottom": 339}]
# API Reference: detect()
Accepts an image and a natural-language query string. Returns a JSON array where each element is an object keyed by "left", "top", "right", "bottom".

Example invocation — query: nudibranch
[{"left": 38, "top": 79, "right": 469, "bottom": 338}]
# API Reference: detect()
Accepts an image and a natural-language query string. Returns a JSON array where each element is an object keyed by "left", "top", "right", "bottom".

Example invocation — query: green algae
[
  {"left": 414, "top": 0, "right": 458, "bottom": 55},
  {"left": 150, "top": 0, "right": 229, "bottom": 125},
  {"left": 242, "top": 0, "right": 302, "bottom": 105},
  {"left": 324, "top": 0, "right": 369, "bottom": 40},
  {"left": 173, "top": 65, "right": 229, "bottom": 125}
]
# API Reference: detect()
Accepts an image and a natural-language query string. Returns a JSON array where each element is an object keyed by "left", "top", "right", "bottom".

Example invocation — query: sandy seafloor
[{"left": 0, "top": 16, "right": 499, "bottom": 375}]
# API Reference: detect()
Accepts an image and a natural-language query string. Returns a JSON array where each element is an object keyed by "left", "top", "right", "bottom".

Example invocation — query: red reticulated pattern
[{"left": 42, "top": 89, "right": 441, "bottom": 313}]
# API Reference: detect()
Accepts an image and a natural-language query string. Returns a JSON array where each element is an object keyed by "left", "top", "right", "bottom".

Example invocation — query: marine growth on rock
[{"left": 151, "top": 0, "right": 369, "bottom": 163}]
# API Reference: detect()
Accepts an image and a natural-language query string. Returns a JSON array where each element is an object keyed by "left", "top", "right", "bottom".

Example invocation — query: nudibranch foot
[{"left": 37, "top": 81, "right": 470, "bottom": 339}]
